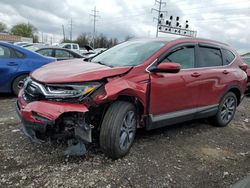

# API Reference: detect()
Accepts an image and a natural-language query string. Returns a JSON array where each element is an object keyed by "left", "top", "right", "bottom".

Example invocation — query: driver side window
[{"left": 163, "top": 46, "right": 195, "bottom": 69}]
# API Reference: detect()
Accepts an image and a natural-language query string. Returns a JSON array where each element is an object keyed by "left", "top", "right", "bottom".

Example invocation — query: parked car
[
  {"left": 36, "top": 47, "right": 84, "bottom": 61},
  {"left": 59, "top": 43, "right": 94, "bottom": 56},
  {"left": 16, "top": 38, "right": 248, "bottom": 159},
  {"left": 14, "top": 42, "right": 33, "bottom": 47},
  {"left": 242, "top": 56, "right": 250, "bottom": 94},
  {"left": 0, "top": 41, "right": 56, "bottom": 95}
]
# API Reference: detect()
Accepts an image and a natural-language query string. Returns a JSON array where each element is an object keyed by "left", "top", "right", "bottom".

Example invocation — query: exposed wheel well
[
  {"left": 228, "top": 88, "right": 241, "bottom": 105},
  {"left": 116, "top": 95, "right": 145, "bottom": 116}
]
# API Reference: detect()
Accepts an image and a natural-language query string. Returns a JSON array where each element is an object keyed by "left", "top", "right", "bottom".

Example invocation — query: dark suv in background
[{"left": 17, "top": 38, "right": 248, "bottom": 159}]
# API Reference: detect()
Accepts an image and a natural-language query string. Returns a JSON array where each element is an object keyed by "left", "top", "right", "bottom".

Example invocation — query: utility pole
[
  {"left": 151, "top": 0, "right": 166, "bottom": 37},
  {"left": 62, "top": 24, "right": 65, "bottom": 41},
  {"left": 69, "top": 18, "right": 73, "bottom": 41},
  {"left": 90, "top": 6, "right": 99, "bottom": 48}
]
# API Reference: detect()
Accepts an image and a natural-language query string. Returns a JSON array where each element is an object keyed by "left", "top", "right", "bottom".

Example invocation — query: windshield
[
  {"left": 243, "top": 57, "right": 250, "bottom": 66},
  {"left": 91, "top": 40, "right": 166, "bottom": 67}
]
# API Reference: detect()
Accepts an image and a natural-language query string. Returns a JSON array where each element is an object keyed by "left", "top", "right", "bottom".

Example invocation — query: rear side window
[
  {"left": 164, "top": 46, "right": 195, "bottom": 69},
  {"left": 55, "top": 50, "right": 73, "bottom": 58},
  {"left": 14, "top": 49, "right": 25, "bottom": 58},
  {"left": 37, "top": 49, "right": 53, "bottom": 57},
  {"left": 0, "top": 45, "right": 11, "bottom": 58},
  {"left": 198, "top": 47, "right": 222, "bottom": 67},
  {"left": 222, "top": 49, "right": 235, "bottom": 65},
  {"left": 73, "top": 44, "right": 78, "bottom": 49}
]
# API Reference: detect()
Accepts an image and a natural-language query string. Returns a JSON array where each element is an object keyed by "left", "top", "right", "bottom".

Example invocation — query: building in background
[{"left": 0, "top": 33, "right": 33, "bottom": 43}]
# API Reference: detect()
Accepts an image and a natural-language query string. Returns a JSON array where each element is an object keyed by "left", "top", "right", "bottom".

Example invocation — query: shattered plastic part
[
  {"left": 64, "top": 139, "right": 87, "bottom": 156},
  {"left": 18, "top": 100, "right": 89, "bottom": 122}
]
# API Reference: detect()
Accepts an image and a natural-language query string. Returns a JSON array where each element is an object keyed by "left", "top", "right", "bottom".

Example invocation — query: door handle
[
  {"left": 7, "top": 62, "right": 18, "bottom": 66},
  {"left": 222, "top": 70, "right": 229, "bottom": 74},
  {"left": 191, "top": 72, "right": 201, "bottom": 77}
]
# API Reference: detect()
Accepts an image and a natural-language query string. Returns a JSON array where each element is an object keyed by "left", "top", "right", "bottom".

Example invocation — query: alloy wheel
[
  {"left": 119, "top": 111, "right": 136, "bottom": 151},
  {"left": 220, "top": 96, "right": 236, "bottom": 123}
]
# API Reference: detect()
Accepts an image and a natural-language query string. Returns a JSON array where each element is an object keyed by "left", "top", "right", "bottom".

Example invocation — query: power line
[
  {"left": 90, "top": 6, "right": 100, "bottom": 48},
  {"left": 69, "top": 18, "right": 73, "bottom": 41},
  {"left": 62, "top": 24, "right": 65, "bottom": 41}
]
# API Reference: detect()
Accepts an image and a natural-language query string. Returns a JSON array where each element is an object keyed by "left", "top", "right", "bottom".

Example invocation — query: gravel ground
[{"left": 0, "top": 94, "right": 249, "bottom": 188}]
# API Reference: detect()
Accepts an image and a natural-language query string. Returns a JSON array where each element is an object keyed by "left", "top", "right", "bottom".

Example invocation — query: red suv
[{"left": 16, "top": 38, "right": 248, "bottom": 159}]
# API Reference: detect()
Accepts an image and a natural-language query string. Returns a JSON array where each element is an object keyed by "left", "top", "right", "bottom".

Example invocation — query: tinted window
[
  {"left": 164, "top": 46, "right": 195, "bottom": 69},
  {"left": 198, "top": 47, "right": 222, "bottom": 67},
  {"left": 14, "top": 50, "right": 25, "bottom": 58},
  {"left": 222, "top": 49, "right": 235, "bottom": 65},
  {"left": 0, "top": 45, "right": 11, "bottom": 58},
  {"left": 73, "top": 44, "right": 78, "bottom": 49},
  {"left": 55, "top": 50, "right": 73, "bottom": 58},
  {"left": 38, "top": 49, "right": 53, "bottom": 57}
]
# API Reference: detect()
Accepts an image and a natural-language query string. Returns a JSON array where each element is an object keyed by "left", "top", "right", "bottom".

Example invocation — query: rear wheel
[
  {"left": 100, "top": 101, "right": 137, "bottom": 159},
  {"left": 210, "top": 92, "right": 237, "bottom": 127},
  {"left": 12, "top": 74, "right": 28, "bottom": 96}
]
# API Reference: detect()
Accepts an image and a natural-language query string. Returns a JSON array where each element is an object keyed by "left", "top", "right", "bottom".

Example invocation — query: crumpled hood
[{"left": 31, "top": 59, "right": 132, "bottom": 83}]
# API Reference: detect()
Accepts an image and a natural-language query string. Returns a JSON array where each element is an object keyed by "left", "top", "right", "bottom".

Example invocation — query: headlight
[{"left": 44, "top": 82, "right": 102, "bottom": 99}]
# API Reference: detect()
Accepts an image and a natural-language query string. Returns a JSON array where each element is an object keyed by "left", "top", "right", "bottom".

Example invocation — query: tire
[
  {"left": 12, "top": 74, "right": 28, "bottom": 96},
  {"left": 100, "top": 101, "right": 137, "bottom": 159},
  {"left": 210, "top": 92, "right": 237, "bottom": 127}
]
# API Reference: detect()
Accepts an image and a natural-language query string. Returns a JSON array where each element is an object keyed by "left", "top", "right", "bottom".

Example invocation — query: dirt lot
[{"left": 0, "top": 95, "right": 249, "bottom": 188}]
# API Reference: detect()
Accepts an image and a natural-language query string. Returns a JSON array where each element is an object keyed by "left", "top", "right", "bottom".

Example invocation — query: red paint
[
  {"left": 17, "top": 89, "right": 88, "bottom": 123},
  {"left": 157, "top": 62, "right": 181, "bottom": 73},
  {"left": 18, "top": 38, "right": 247, "bottom": 127},
  {"left": 31, "top": 59, "right": 131, "bottom": 83}
]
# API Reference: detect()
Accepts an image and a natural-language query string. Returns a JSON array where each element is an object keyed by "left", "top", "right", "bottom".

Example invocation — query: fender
[
  {"left": 99, "top": 77, "right": 148, "bottom": 113},
  {"left": 219, "top": 84, "right": 243, "bottom": 105}
]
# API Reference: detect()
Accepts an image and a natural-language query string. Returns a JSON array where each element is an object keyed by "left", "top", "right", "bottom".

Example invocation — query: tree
[
  {"left": 11, "top": 23, "right": 37, "bottom": 38},
  {"left": 75, "top": 33, "right": 91, "bottom": 47},
  {"left": 0, "top": 22, "right": 7, "bottom": 32}
]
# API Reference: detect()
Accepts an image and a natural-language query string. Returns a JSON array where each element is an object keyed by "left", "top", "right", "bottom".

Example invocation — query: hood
[{"left": 31, "top": 59, "right": 132, "bottom": 83}]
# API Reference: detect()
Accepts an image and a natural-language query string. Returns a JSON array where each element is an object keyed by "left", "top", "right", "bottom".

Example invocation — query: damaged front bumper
[{"left": 16, "top": 92, "right": 92, "bottom": 155}]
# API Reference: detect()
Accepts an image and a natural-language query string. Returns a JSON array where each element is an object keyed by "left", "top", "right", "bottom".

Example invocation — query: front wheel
[
  {"left": 100, "top": 101, "right": 137, "bottom": 159},
  {"left": 12, "top": 74, "right": 28, "bottom": 96},
  {"left": 210, "top": 92, "right": 237, "bottom": 127}
]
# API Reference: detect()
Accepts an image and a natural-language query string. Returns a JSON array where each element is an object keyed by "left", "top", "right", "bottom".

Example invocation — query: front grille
[{"left": 24, "top": 81, "right": 45, "bottom": 102}]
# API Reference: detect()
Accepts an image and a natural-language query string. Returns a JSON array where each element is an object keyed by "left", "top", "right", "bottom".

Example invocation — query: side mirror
[{"left": 150, "top": 62, "right": 181, "bottom": 73}]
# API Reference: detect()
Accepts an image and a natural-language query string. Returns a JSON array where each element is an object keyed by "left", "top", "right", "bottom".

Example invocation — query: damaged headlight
[
  {"left": 44, "top": 82, "right": 102, "bottom": 99},
  {"left": 24, "top": 78, "right": 102, "bottom": 100}
]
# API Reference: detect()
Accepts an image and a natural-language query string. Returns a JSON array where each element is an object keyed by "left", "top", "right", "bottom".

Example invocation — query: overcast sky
[{"left": 0, "top": 0, "right": 249, "bottom": 53}]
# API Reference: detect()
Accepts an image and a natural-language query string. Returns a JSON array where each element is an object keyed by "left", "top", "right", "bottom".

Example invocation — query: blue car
[{"left": 0, "top": 42, "right": 56, "bottom": 95}]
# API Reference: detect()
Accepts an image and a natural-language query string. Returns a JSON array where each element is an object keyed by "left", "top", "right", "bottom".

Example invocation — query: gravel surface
[{"left": 0, "top": 94, "right": 249, "bottom": 188}]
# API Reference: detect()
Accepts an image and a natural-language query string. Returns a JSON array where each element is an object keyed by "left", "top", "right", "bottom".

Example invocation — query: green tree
[
  {"left": 11, "top": 23, "right": 37, "bottom": 38},
  {"left": 0, "top": 22, "right": 7, "bottom": 32}
]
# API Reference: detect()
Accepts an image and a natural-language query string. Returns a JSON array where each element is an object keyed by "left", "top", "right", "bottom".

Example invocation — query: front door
[{"left": 149, "top": 45, "right": 201, "bottom": 119}]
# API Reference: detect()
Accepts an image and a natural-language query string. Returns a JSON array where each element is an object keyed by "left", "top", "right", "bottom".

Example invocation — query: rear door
[
  {"left": 195, "top": 44, "right": 230, "bottom": 107},
  {"left": 0, "top": 44, "right": 26, "bottom": 92},
  {"left": 149, "top": 44, "right": 201, "bottom": 117}
]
